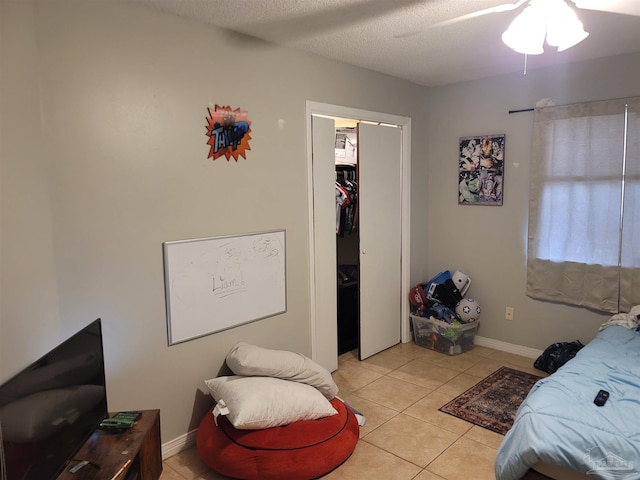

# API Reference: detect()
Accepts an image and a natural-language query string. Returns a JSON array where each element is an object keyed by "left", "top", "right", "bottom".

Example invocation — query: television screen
[{"left": 0, "top": 319, "right": 108, "bottom": 480}]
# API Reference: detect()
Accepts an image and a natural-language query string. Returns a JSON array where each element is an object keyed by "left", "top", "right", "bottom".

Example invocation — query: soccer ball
[{"left": 456, "top": 298, "right": 481, "bottom": 323}]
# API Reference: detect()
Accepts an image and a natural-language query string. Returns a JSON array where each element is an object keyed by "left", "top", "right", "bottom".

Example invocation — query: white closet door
[
  {"left": 311, "top": 116, "right": 338, "bottom": 372},
  {"left": 358, "top": 123, "right": 402, "bottom": 359}
]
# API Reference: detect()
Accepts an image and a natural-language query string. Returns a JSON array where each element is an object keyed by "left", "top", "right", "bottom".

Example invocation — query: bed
[{"left": 495, "top": 312, "right": 640, "bottom": 480}]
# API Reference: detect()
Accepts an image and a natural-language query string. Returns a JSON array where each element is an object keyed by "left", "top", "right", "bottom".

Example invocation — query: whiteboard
[{"left": 163, "top": 230, "right": 286, "bottom": 345}]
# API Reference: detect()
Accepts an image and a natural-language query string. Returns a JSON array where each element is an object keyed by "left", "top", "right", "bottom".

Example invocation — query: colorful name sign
[{"left": 205, "top": 105, "right": 252, "bottom": 161}]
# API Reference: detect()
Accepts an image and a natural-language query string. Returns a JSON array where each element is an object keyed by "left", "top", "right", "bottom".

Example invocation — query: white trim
[
  {"left": 401, "top": 120, "right": 412, "bottom": 342},
  {"left": 474, "top": 335, "right": 544, "bottom": 359},
  {"left": 305, "top": 108, "right": 318, "bottom": 366},
  {"left": 161, "top": 428, "right": 197, "bottom": 460},
  {"left": 305, "top": 101, "right": 412, "bottom": 362}
]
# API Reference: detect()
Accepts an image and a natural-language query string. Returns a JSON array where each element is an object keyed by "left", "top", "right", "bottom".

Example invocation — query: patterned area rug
[{"left": 439, "top": 366, "right": 543, "bottom": 435}]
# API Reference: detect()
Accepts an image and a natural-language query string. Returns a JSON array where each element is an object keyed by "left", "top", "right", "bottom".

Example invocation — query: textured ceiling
[{"left": 131, "top": 0, "right": 640, "bottom": 86}]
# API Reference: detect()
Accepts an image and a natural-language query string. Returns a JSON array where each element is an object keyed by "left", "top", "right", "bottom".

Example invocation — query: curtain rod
[
  {"left": 509, "top": 96, "right": 638, "bottom": 115},
  {"left": 508, "top": 108, "right": 534, "bottom": 114}
]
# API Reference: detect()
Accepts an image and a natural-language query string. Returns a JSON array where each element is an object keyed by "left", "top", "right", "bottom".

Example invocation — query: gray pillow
[{"left": 225, "top": 342, "right": 338, "bottom": 399}]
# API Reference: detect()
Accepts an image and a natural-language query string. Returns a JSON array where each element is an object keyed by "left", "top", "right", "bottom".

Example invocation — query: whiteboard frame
[{"left": 163, "top": 230, "right": 287, "bottom": 345}]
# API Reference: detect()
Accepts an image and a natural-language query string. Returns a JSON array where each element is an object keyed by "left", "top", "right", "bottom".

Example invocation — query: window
[{"left": 527, "top": 97, "right": 640, "bottom": 313}]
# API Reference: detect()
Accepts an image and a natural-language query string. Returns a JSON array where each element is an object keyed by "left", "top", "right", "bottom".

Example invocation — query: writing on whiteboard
[
  {"left": 211, "top": 235, "right": 282, "bottom": 298},
  {"left": 164, "top": 231, "right": 287, "bottom": 345}
]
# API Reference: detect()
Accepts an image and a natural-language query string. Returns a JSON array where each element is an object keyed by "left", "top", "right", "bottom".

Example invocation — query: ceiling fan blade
[
  {"left": 395, "top": 0, "right": 527, "bottom": 39},
  {"left": 572, "top": 0, "right": 640, "bottom": 17},
  {"left": 431, "top": 0, "right": 528, "bottom": 28}
]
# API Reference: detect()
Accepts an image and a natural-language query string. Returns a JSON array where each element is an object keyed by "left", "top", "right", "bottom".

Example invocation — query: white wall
[
  {"left": 0, "top": 0, "right": 429, "bottom": 444},
  {"left": 424, "top": 53, "right": 640, "bottom": 349}
]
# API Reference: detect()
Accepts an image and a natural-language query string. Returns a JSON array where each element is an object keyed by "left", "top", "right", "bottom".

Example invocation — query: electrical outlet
[{"left": 505, "top": 307, "right": 514, "bottom": 321}]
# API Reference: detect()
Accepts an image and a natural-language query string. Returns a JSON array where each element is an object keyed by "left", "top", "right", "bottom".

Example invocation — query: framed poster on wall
[{"left": 458, "top": 134, "right": 505, "bottom": 206}]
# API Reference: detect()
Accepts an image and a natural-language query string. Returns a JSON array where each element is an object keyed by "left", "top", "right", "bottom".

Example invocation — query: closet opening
[
  {"left": 335, "top": 124, "right": 359, "bottom": 355},
  {"left": 307, "top": 100, "right": 411, "bottom": 372}
]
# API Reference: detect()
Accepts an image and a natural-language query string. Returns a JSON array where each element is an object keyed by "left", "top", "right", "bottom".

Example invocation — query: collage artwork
[{"left": 458, "top": 134, "right": 505, "bottom": 206}]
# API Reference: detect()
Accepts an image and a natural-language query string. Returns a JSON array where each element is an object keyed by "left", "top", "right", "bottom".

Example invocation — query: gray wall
[
  {"left": 0, "top": 0, "right": 429, "bottom": 444},
  {"left": 1, "top": 0, "right": 638, "bottom": 449},
  {"left": 424, "top": 53, "right": 640, "bottom": 348}
]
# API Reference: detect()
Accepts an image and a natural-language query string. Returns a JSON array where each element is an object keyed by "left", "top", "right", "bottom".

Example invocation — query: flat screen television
[{"left": 0, "top": 319, "right": 108, "bottom": 480}]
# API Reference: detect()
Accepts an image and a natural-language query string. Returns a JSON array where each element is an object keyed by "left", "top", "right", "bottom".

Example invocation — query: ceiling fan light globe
[
  {"left": 502, "top": 30, "right": 545, "bottom": 54},
  {"left": 556, "top": 29, "right": 589, "bottom": 51},
  {"left": 502, "top": 4, "right": 546, "bottom": 55},
  {"left": 546, "top": 1, "right": 589, "bottom": 50}
]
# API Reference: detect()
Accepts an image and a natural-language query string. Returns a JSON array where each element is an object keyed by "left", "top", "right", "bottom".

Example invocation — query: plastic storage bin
[{"left": 410, "top": 315, "right": 479, "bottom": 355}]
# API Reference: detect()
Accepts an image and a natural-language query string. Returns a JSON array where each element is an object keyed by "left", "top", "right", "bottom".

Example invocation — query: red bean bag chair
[{"left": 197, "top": 397, "right": 359, "bottom": 480}]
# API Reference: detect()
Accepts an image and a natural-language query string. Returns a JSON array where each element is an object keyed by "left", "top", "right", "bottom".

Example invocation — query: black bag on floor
[{"left": 534, "top": 340, "right": 584, "bottom": 374}]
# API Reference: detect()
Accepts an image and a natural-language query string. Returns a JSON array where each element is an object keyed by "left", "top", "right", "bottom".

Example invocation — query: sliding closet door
[
  {"left": 311, "top": 116, "right": 338, "bottom": 372},
  {"left": 358, "top": 123, "right": 402, "bottom": 359}
]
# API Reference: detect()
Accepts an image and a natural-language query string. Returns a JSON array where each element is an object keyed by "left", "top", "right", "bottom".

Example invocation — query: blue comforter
[{"left": 495, "top": 326, "right": 640, "bottom": 480}]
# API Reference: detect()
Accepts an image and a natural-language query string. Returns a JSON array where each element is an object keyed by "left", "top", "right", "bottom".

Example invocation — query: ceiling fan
[{"left": 397, "top": 0, "right": 640, "bottom": 55}]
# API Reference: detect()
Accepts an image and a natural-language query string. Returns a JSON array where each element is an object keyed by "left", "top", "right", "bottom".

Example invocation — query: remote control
[{"left": 69, "top": 460, "right": 89, "bottom": 473}]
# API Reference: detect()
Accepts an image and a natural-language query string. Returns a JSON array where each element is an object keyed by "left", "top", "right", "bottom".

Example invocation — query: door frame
[{"left": 305, "top": 100, "right": 412, "bottom": 369}]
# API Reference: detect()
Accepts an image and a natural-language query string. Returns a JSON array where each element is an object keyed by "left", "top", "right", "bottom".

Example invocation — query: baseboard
[
  {"left": 474, "top": 335, "right": 543, "bottom": 359},
  {"left": 162, "top": 428, "right": 198, "bottom": 460}
]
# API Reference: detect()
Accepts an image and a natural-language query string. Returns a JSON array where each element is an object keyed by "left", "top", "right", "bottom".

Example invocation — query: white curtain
[{"left": 527, "top": 97, "right": 640, "bottom": 313}]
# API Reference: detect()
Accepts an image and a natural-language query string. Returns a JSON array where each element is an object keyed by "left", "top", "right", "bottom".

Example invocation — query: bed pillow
[
  {"left": 225, "top": 342, "right": 338, "bottom": 399},
  {"left": 203, "top": 376, "right": 337, "bottom": 430}
]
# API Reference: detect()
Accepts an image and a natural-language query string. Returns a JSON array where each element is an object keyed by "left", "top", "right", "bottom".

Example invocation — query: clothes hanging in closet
[{"left": 336, "top": 167, "right": 357, "bottom": 236}]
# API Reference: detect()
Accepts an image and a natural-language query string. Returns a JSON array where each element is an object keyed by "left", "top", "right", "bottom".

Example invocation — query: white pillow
[
  {"left": 225, "top": 342, "right": 339, "bottom": 399},
  {"left": 203, "top": 376, "right": 337, "bottom": 430}
]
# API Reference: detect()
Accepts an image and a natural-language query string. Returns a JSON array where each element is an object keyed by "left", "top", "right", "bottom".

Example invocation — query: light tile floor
[{"left": 160, "top": 343, "right": 550, "bottom": 480}]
